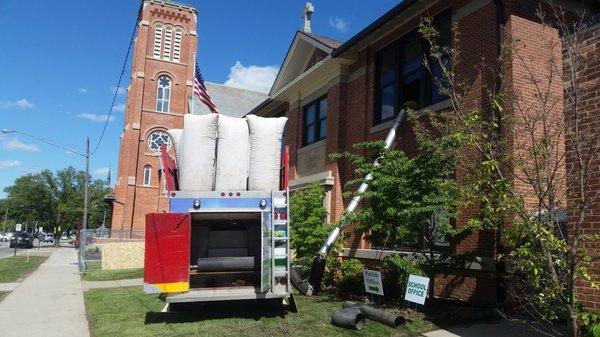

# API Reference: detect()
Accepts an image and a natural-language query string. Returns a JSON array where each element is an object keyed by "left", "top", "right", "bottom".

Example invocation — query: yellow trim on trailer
[{"left": 154, "top": 282, "right": 189, "bottom": 293}]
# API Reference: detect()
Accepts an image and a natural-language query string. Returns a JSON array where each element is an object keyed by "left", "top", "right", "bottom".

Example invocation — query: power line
[{"left": 91, "top": 1, "right": 143, "bottom": 155}]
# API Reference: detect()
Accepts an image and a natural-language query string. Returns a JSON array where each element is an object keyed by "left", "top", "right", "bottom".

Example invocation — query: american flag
[{"left": 193, "top": 63, "right": 219, "bottom": 114}]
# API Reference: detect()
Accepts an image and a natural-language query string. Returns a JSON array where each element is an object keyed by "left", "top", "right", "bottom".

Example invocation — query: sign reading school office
[{"left": 404, "top": 275, "right": 430, "bottom": 305}]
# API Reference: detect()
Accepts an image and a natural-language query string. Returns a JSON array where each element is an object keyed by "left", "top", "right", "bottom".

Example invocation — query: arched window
[
  {"left": 143, "top": 165, "right": 152, "bottom": 186},
  {"left": 173, "top": 30, "right": 182, "bottom": 62},
  {"left": 156, "top": 76, "right": 171, "bottom": 112},
  {"left": 153, "top": 25, "right": 163, "bottom": 59},
  {"left": 147, "top": 130, "right": 172, "bottom": 153},
  {"left": 163, "top": 28, "right": 172, "bottom": 60}
]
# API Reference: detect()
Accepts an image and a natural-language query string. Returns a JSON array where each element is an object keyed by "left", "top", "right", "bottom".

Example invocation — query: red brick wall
[
  {"left": 565, "top": 23, "right": 600, "bottom": 309},
  {"left": 111, "top": 1, "right": 197, "bottom": 233}
]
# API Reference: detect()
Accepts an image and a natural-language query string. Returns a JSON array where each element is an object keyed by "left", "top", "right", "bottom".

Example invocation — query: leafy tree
[
  {"left": 1, "top": 166, "right": 111, "bottom": 233},
  {"left": 289, "top": 183, "right": 331, "bottom": 262}
]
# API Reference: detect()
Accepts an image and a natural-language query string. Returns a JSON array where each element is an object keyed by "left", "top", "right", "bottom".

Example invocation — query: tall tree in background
[{"left": 1, "top": 166, "right": 111, "bottom": 233}]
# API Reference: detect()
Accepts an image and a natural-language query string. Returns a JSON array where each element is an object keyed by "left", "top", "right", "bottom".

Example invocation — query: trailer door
[{"left": 144, "top": 213, "right": 190, "bottom": 294}]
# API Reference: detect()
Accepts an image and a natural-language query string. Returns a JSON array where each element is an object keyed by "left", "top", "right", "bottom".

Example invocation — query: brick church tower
[{"left": 111, "top": 0, "right": 197, "bottom": 234}]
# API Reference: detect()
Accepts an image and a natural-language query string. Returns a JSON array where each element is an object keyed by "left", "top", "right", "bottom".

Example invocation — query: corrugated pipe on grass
[
  {"left": 331, "top": 307, "right": 365, "bottom": 330},
  {"left": 342, "top": 301, "right": 405, "bottom": 328},
  {"left": 290, "top": 268, "right": 313, "bottom": 296}
]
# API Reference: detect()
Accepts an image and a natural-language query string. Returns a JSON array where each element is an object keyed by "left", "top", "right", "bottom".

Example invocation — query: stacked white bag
[
  {"left": 246, "top": 115, "right": 288, "bottom": 191},
  {"left": 167, "top": 114, "right": 287, "bottom": 191},
  {"left": 215, "top": 115, "right": 250, "bottom": 191},
  {"left": 177, "top": 114, "right": 218, "bottom": 191}
]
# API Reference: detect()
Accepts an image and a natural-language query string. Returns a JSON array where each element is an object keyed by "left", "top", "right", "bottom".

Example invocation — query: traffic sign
[
  {"left": 15, "top": 223, "right": 22, "bottom": 232},
  {"left": 363, "top": 269, "right": 384, "bottom": 296},
  {"left": 404, "top": 274, "right": 430, "bottom": 305}
]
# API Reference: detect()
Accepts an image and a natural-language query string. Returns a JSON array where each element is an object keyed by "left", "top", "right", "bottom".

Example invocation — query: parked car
[
  {"left": 9, "top": 232, "right": 33, "bottom": 249},
  {"left": 0, "top": 232, "right": 13, "bottom": 242},
  {"left": 43, "top": 234, "right": 54, "bottom": 243}
]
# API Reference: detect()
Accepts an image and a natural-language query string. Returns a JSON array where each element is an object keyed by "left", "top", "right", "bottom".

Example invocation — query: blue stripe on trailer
[{"left": 170, "top": 197, "right": 271, "bottom": 212}]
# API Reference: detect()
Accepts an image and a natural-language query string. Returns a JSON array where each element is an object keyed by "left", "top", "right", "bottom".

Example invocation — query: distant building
[{"left": 110, "top": 0, "right": 264, "bottom": 234}]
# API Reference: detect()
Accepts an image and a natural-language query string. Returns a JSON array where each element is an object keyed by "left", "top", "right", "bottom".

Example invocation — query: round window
[{"left": 147, "top": 131, "right": 172, "bottom": 153}]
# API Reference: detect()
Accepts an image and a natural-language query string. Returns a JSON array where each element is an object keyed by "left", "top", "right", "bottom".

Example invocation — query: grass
[
  {"left": 0, "top": 291, "right": 8, "bottom": 302},
  {"left": 0, "top": 256, "right": 47, "bottom": 283},
  {"left": 82, "top": 261, "right": 144, "bottom": 281},
  {"left": 85, "top": 286, "right": 434, "bottom": 337}
]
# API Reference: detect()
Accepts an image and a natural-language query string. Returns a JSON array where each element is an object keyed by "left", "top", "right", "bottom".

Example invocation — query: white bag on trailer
[
  {"left": 246, "top": 115, "right": 287, "bottom": 191},
  {"left": 166, "top": 129, "right": 183, "bottom": 166},
  {"left": 179, "top": 114, "right": 218, "bottom": 191},
  {"left": 215, "top": 115, "right": 249, "bottom": 191}
]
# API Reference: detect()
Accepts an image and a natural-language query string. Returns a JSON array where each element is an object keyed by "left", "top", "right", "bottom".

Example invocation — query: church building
[{"left": 110, "top": 0, "right": 265, "bottom": 235}]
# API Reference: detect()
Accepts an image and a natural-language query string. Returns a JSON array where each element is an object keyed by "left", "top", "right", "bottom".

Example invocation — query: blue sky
[{"left": 0, "top": 0, "right": 399, "bottom": 197}]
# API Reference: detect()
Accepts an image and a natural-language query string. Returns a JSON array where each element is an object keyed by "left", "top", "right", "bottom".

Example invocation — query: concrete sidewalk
[{"left": 0, "top": 248, "right": 90, "bottom": 337}]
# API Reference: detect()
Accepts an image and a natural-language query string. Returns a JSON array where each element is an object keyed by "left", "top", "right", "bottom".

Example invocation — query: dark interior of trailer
[{"left": 190, "top": 212, "right": 261, "bottom": 289}]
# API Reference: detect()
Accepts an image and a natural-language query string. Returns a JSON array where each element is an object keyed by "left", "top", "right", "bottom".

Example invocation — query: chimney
[{"left": 302, "top": 2, "right": 314, "bottom": 34}]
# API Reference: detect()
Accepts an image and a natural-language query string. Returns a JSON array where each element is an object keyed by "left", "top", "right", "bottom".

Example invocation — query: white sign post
[
  {"left": 363, "top": 269, "right": 384, "bottom": 296},
  {"left": 15, "top": 223, "right": 22, "bottom": 232},
  {"left": 404, "top": 274, "right": 430, "bottom": 305}
]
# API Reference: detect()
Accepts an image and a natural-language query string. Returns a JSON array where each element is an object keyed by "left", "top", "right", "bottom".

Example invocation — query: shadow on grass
[{"left": 144, "top": 299, "right": 288, "bottom": 324}]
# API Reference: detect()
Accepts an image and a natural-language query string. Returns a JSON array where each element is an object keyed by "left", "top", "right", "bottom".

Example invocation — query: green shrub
[
  {"left": 325, "top": 258, "right": 365, "bottom": 295},
  {"left": 580, "top": 310, "right": 600, "bottom": 337},
  {"left": 289, "top": 183, "right": 331, "bottom": 260},
  {"left": 381, "top": 254, "right": 423, "bottom": 299}
]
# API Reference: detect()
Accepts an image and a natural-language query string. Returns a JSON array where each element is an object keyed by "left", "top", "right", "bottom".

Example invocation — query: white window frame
[
  {"left": 156, "top": 75, "right": 171, "bottom": 112},
  {"left": 153, "top": 25, "right": 163, "bottom": 59},
  {"left": 163, "top": 28, "right": 172, "bottom": 60},
  {"left": 143, "top": 165, "right": 152, "bottom": 186},
  {"left": 173, "top": 30, "right": 182, "bottom": 62}
]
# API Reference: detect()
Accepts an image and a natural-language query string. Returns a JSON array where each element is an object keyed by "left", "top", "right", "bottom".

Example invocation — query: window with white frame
[
  {"left": 156, "top": 75, "right": 171, "bottom": 112},
  {"left": 153, "top": 26, "right": 163, "bottom": 59},
  {"left": 147, "top": 130, "right": 172, "bottom": 153},
  {"left": 152, "top": 25, "right": 183, "bottom": 62},
  {"left": 163, "top": 28, "right": 172, "bottom": 60},
  {"left": 143, "top": 165, "right": 152, "bottom": 186},
  {"left": 173, "top": 30, "right": 182, "bottom": 62}
]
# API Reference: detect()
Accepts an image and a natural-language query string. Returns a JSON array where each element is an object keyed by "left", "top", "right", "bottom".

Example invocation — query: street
[{"left": 0, "top": 240, "right": 55, "bottom": 259}]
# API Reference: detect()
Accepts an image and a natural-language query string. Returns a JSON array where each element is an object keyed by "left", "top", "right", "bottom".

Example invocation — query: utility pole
[
  {"left": 1, "top": 129, "right": 91, "bottom": 271},
  {"left": 79, "top": 137, "right": 90, "bottom": 270}
]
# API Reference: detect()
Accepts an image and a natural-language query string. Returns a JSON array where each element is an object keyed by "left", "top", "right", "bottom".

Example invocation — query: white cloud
[
  {"left": 0, "top": 99, "right": 34, "bottom": 110},
  {"left": 2, "top": 138, "right": 40, "bottom": 152},
  {"left": 0, "top": 160, "right": 21, "bottom": 169},
  {"left": 93, "top": 167, "right": 110, "bottom": 176},
  {"left": 223, "top": 61, "right": 278, "bottom": 93},
  {"left": 329, "top": 17, "right": 349, "bottom": 32},
  {"left": 113, "top": 103, "right": 126, "bottom": 112},
  {"left": 77, "top": 88, "right": 88, "bottom": 94},
  {"left": 109, "top": 86, "right": 126, "bottom": 95},
  {"left": 77, "top": 113, "right": 115, "bottom": 122}
]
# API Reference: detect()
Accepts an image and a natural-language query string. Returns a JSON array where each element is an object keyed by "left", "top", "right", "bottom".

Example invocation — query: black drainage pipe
[
  {"left": 197, "top": 257, "right": 254, "bottom": 272},
  {"left": 290, "top": 268, "right": 313, "bottom": 296},
  {"left": 342, "top": 301, "right": 405, "bottom": 328},
  {"left": 331, "top": 308, "right": 365, "bottom": 330}
]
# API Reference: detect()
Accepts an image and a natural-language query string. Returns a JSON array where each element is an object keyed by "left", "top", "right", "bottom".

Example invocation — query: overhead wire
[{"left": 91, "top": 1, "right": 143, "bottom": 155}]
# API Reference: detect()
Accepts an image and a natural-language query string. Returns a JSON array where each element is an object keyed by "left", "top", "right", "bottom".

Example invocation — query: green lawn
[
  {"left": 85, "top": 286, "right": 434, "bottom": 337},
  {"left": 82, "top": 261, "right": 144, "bottom": 281},
  {"left": 0, "top": 256, "right": 47, "bottom": 283}
]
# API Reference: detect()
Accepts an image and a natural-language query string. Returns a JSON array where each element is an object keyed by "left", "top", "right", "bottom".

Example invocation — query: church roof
[
  {"left": 190, "top": 83, "right": 268, "bottom": 117},
  {"left": 303, "top": 32, "right": 342, "bottom": 49}
]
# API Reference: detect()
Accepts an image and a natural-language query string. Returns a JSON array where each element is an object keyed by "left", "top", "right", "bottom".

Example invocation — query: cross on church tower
[{"left": 302, "top": 2, "right": 314, "bottom": 33}]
